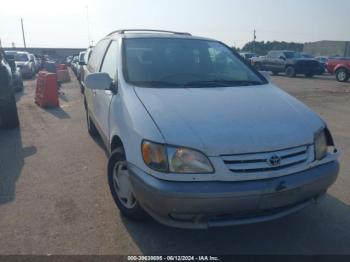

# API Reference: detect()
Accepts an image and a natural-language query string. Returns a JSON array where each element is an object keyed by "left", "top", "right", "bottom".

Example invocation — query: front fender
[
  {"left": 108, "top": 83, "right": 164, "bottom": 172},
  {"left": 334, "top": 64, "right": 350, "bottom": 72}
]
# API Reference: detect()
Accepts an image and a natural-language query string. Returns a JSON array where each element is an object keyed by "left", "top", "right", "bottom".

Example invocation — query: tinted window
[
  {"left": 100, "top": 41, "right": 118, "bottom": 79},
  {"left": 15, "top": 53, "right": 29, "bottom": 62},
  {"left": 283, "top": 51, "right": 301, "bottom": 59},
  {"left": 88, "top": 39, "right": 110, "bottom": 72},
  {"left": 124, "top": 38, "right": 264, "bottom": 87}
]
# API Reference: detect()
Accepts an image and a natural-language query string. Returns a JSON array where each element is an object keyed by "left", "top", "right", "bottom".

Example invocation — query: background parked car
[
  {"left": 4, "top": 52, "right": 23, "bottom": 92},
  {"left": 251, "top": 50, "right": 320, "bottom": 77},
  {"left": 70, "top": 55, "right": 79, "bottom": 76},
  {"left": 76, "top": 51, "right": 86, "bottom": 81},
  {"left": 315, "top": 56, "right": 329, "bottom": 73},
  {"left": 325, "top": 57, "right": 350, "bottom": 82},
  {"left": 0, "top": 49, "right": 20, "bottom": 128},
  {"left": 14, "top": 51, "right": 35, "bottom": 78},
  {"left": 33, "top": 54, "right": 42, "bottom": 72},
  {"left": 239, "top": 52, "right": 257, "bottom": 63},
  {"left": 65, "top": 56, "right": 73, "bottom": 64},
  {"left": 79, "top": 47, "right": 94, "bottom": 93}
]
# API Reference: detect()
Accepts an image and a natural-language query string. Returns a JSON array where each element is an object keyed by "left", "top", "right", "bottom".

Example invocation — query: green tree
[{"left": 241, "top": 41, "right": 303, "bottom": 56}]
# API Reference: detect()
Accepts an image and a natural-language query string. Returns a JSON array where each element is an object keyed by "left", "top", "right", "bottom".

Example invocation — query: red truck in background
[{"left": 325, "top": 58, "right": 350, "bottom": 82}]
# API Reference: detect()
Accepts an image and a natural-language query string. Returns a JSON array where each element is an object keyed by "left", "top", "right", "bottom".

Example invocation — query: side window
[
  {"left": 87, "top": 39, "right": 110, "bottom": 73},
  {"left": 100, "top": 41, "right": 118, "bottom": 79}
]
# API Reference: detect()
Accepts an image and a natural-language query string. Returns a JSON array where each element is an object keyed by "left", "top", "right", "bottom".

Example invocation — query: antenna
[
  {"left": 21, "top": 18, "right": 27, "bottom": 48},
  {"left": 86, "top": 6, "right": 92, "bottom": 46}
]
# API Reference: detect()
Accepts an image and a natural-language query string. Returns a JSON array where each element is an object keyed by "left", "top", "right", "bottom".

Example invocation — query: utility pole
[
  {"left": 21, "top": 18, "right": 27, "bottom": 48},
  {"left": 253, "top": 29, "right": 256, "bottom": 52}
]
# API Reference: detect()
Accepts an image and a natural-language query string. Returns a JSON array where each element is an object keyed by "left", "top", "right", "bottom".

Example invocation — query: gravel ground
[{"left": 0, "top": 71, "right": 349, "bottom": 255}]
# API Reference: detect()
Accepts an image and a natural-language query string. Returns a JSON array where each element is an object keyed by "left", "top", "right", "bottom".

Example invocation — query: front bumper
[{"left": 128, "top": 161, "right": 339, "bottom": 229}]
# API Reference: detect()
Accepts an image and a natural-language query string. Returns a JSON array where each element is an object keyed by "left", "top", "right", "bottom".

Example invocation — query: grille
[{"left": 222, "top": 145, "right": 309, "bottom": 174}]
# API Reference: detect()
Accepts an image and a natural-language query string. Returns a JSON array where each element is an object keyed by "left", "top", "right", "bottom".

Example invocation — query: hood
[{"left": 134, "top": 84, "right": 324, "bottom": 156}]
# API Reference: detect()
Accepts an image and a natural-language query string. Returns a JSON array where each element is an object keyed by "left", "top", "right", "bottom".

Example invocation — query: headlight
[
  {"left": 141, "top": 141, "right": 168, "bottom": 172},
  {"left": 142, "top": 140, "right": 213, "bottom": 173},
  {"left": 314, "top": 129, "right": 327, "bottom": 160}
]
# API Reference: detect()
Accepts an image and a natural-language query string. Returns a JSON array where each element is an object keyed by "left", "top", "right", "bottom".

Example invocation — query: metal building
[{"left": 304, "top": 41, "right": 350, "bottom": 57}]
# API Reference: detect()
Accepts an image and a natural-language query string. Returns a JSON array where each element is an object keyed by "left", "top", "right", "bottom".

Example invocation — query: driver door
[{"left": 93, "top": 40, "right": 119, "bottom": 142}]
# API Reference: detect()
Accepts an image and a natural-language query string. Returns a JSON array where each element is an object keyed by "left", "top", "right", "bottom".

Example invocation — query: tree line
[{"left": 233, "top": 41, "right": 304, "bottom": 56}]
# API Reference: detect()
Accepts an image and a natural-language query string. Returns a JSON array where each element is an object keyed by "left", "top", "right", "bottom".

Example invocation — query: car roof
[
  {"left": 270, "top": 50, "right": 298, "bottom": 52},
  {"left": 106, "top": 30, "right": 216, "bottom": 42},
  {"left": 16, "top": 51, "right": 30, "bottom": 55}
]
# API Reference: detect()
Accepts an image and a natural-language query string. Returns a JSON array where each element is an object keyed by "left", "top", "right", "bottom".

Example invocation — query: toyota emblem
[{"left": 268, "top": 155, "right": 281, "bottom": 167}]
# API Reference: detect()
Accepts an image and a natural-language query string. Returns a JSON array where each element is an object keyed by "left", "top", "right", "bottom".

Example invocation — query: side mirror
[
  {"left": 85, "top": 73, "right": 113, "bottom": 91},
  {"left": 79, "top": 61, "right": 86, "bottom": 66},
  {"left": 279, "top": 56, "right": 286, "bottom": 60},
  {"left": 259, "top": 71, "right": 271, "bottom": 82}
]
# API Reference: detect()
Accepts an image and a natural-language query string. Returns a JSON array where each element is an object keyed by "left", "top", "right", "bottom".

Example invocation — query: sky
[{"left": 0, "top": 0, "right": 349, "bottom": 49}]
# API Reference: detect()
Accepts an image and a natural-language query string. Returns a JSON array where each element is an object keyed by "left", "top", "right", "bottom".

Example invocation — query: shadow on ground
[
  {"left": 0, "top": 128, "right": 37, "bottom": 205},
  {"left": 91, "top": 135, "right": 109, "bottom": 157},
  {"left": 272, "top": 74, "right": 338, "bottom": 82},
  {"left": 44, "top": 107, "right": 70, "bottom": 119},
  {"left": 121, "top": 194, "right": 350, "bottom": 254}
]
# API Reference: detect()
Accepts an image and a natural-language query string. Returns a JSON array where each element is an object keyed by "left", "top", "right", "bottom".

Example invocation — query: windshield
[
  {"left": 124, "top": 38, "right": 265, "bottom": 87},
  {"left": 15, "top": 53, "right": 29, "bottom": 62},
  {"left": 283, "top": 51, "right": 301, "bottom": 59}
]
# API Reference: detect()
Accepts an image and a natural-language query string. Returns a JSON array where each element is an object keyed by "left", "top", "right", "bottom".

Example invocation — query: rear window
[{"left": 15, "top": 53, "right": 29, "bottom": 62}]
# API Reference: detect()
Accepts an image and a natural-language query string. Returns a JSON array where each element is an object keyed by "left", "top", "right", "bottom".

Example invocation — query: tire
[
  {"left": 108, "top": 147, "right": 147, "bottom": 220},
  {"left": 305, "top": 73, "right": 314, "bottom": 78},
  {"left": 272, "top": 71, "right": 279, "bottom": 76},
  {"left": 15, "top": 81, "right": 24, "bottom": 92},
  {"left": 335, "top": 68, "right": 349, "bottom": 82},
  {"left": 85, "top": 108, "right": 98, "bottom": 137},
  {"left": 1, "top": 93, "right": 19, "bottom": 129},
  {"left": 285, "top": 66, "right": 296, "bottom": 77}
]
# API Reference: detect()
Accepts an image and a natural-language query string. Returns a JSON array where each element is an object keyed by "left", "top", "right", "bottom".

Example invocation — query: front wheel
[
  {"left": 285, "top": 66, "right": 296, "bottom": 77},
  {"left": 108, "top": 147, "right": 147, "bottom": 220},
  {"left": 305, "top": 73, "right": 314, "bottom": 78},
  {"left": 335, "top": 68, "right": 349, "bottom": 82}
]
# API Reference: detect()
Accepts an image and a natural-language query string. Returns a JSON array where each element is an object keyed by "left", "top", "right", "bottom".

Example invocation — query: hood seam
[{"left": 132, "top": 86, "right": 167, "bottom": 143}]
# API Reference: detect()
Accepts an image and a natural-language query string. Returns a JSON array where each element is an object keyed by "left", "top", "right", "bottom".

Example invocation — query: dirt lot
[{"left": 0, "top": 72, "right": 349, "bottom": 255}]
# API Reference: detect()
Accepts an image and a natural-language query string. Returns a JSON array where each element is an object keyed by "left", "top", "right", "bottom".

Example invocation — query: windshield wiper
[
  {"left": 130, "top": 81, "right": 180, "bottom": 87},
  {"left": 183, "top": 80, "right": 263, "bottom": 87}
]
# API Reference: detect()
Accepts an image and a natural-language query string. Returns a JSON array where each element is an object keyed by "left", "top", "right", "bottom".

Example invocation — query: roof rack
[{"left": 107, "top": 29, "right": 192, "bottom": 36}]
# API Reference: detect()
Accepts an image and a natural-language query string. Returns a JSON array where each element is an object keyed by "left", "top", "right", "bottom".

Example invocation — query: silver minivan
[{"left": 84, "top": 29, "right": 339, "bottom": 229}]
